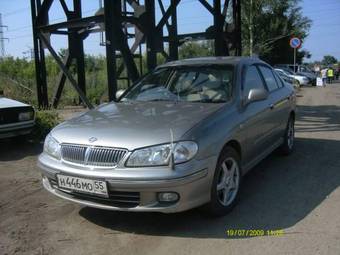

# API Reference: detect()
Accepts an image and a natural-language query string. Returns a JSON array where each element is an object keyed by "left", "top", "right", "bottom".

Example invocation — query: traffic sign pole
[
  {"left": 289, "top": 37, "right": 301, "bottom": 74},
  {"left": 294, "top": 48, "right": 296, "bottom": 74}
]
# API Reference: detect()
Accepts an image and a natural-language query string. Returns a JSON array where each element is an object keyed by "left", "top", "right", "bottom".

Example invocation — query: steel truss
[{"left": 30, "top": 0, "right": 242, "bottom": 109}]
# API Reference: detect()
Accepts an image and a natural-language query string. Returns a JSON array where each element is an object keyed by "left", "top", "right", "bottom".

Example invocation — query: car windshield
[
  {"left": 300, "top": 66, "right": 313, "bottom": 73},
  {"left": 275, "top": 70, "right": 284, "bottom": 76},
  {"left": 121, "top": 65, "right": 234, "bottom": 103},
  {"left": 283, "top": 69, "right": 294, "bottom": 75}
]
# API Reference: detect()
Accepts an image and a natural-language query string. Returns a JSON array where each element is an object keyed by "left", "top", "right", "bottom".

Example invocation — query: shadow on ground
[
  {"left": 80, "top": 137, "right": 340, "bottom": 239},
  {"left": 0, "top": 138, "right": 42, "bottom": 161},
  {"left": 296, "top": 104, "right": 340, "bottom": 133}
]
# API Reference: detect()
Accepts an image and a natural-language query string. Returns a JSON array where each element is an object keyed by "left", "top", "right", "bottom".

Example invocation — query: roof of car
[{"left": 158, "top": 56, "right": 263, "bottom": 68}]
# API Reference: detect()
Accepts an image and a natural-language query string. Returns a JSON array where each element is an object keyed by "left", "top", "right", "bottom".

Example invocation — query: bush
[{"left": 32, "top": 110, "right": 60, "bottom": 141}]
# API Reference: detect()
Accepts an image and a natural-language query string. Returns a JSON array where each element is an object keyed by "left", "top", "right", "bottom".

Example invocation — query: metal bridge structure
[{"left": 30, "top": 0, "right": 242, "bottom": 109}]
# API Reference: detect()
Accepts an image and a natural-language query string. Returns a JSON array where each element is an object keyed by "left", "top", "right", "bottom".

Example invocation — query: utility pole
[{"left": 0, "top": 13, "right": 9, "bottom": 58}]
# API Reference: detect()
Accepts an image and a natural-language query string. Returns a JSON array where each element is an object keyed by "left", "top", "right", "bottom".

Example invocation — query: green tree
[
  {"left": 178, "top": 41, "right": 214, "bottom": 59},
  {"left": 241, "top": 0, "right": 311, "bottom": 64},
  {"left": 322, "top": 55, "right": 338, "bottom": 66}
]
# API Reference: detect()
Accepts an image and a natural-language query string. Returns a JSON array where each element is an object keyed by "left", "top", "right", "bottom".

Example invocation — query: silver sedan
[{"left": 38, "top": 57, "right": 296, "bottom": 216}]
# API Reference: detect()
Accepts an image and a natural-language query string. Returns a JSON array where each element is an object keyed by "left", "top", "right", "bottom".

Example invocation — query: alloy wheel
[
  {"left": 287, "top": 119, "right": 295, "bottom": 149},
  {"left": 216, "top": 157, "right": 240, "bottom": 207}
]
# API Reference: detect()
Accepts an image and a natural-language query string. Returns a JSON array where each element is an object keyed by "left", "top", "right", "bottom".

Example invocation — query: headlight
[
  {"left": 18, "top": 111, "right": 34, "bottom": 121},
  {"left": 126, "top": 141, "right": 198, "bottom": 167},
  {"left": 44, "top": 133, "right": 61, "bottom": 159}
]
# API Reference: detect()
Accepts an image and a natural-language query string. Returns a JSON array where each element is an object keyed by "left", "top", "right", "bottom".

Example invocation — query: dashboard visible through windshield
[{"left": 121, "top": 65, "right": 234, "bottom": 103}]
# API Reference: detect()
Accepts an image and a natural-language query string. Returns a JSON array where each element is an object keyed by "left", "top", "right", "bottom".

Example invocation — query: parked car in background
[
  {"left": 38, "top": 57, "right": 296, "bottom": 216},
  {"left": 297, "top": 71, "right": 317, "bottom": 86},
  {"left": 275, "top": 64, "right": 317, "bottom": 85},
  {"left": 0, "top": 94, "right": 35, "bottom": 139},
  {"left": 275, "top": 64, "right": 314, "bottom": 73},
  {"left": 274, "top": 69, "right": 294, "bottom": 85},
  {"left": 275, "top": 68, "right": 309, "bottom": 86}
]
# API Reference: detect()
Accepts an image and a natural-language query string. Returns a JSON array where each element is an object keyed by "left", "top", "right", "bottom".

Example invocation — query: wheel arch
[{"left": 219, "top": 139, "right": 242, "bottom": 161}]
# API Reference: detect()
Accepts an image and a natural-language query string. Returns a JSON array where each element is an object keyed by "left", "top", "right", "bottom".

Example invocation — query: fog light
[{"left": 158, "top": 192, "right": 179, "bottom": 202}]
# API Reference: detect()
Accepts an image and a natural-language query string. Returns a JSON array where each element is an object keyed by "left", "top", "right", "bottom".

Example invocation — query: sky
[{"left": 0, "top": 0, "right": 340, "bottom": 62}]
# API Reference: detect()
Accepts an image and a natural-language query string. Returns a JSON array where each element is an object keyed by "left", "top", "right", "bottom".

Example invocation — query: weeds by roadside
[{"left": 31, "top": 110, "right": 60, "bottom": 141}]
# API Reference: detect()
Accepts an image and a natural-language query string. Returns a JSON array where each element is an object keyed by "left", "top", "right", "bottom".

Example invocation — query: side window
[
  {"left": 273, "top": 71, "right": 284, "bottom": 87},
  {"left": 243, "top": 65, "right": 266, "bottom": 97},
  {"left": 258, "top": 66, "right": 280, "bottom": 91}
]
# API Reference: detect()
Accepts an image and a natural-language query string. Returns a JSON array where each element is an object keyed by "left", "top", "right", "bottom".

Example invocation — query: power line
[
  {"left": 9, "top": 33, "right": 32, "bottom": 40},
  {"left": 303, "top": 0, "right": 340, "bottom": 10},
  {"left": 7, "top": 25, "right": 31, "bottom": 33},
  {"left": 312, "top": 23, "right": 340, "bottom": 28},
  {"left": 5, "top": 3, "right": 339, "bottom": 35},
  {"left": 3, "top": 7, "right": 30, "bottom": 17},
  {"left": 6, "top": 8, "right": 98, "bottom": 33},
  {"left": 303, "top": 8, "right": 340, "bottom": 16},
  {"left": 4, "top": 0, "right": 204, "bottom": 34}
]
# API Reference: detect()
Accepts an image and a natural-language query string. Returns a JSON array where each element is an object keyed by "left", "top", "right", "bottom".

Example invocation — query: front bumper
[
  {"left": 0, "top": 120, "right": 35, "bottom": 139},
  {"left": 38, "top": 153, "right": 217, "bottom": 213},
  {"left": 299, "top": 79, "right": 309, "bottom": 86}
]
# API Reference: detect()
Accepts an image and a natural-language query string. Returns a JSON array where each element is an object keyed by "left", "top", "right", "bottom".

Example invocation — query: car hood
[
  {"left": 0, "top": 97, "right": 30, "bottom": 109},
  {"left": 291, "top": 74, "right": 306, "bottom": 79},
  {"left": 52, "top": 101, "right": 223, "bottom": 150},
  {"left": 298, "top": 72, "right": 316, "bottom": 79}
]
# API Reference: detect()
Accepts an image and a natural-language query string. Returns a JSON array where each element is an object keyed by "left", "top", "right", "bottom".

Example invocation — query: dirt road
[{"left": 1, "top": 84, "right": 340, "bottom": 255}]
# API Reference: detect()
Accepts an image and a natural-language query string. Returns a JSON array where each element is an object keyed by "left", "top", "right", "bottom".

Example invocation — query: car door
[
  {"left": 258, "top": 65, "right": 289, "bottom": 145},
  {"left": 240, "top": 65, "right": 273, "bottom": 165}
]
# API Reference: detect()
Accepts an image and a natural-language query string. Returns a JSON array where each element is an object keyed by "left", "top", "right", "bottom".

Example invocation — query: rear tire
[
  {"left": 205, "top": 147, "right": 242, "bottom": 217},
  {"left": 279, "top": 116, "right": 295, "bottom": 155}
]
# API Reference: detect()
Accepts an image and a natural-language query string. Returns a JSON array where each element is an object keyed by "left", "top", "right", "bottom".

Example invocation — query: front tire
[
  {"left": 294, "top": 80, "right": 301, "bottom": 89},
  {"left": 279, "top": 116, "right": 295, "bottom": 155},
  {"left": 205, "top": 147, "right": 241, "bottom": 216}
]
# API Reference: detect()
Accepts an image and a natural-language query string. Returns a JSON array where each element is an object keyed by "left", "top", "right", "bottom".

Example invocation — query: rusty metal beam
[{"left": 39, "top": 33, "right": 93, "bottom": 109}]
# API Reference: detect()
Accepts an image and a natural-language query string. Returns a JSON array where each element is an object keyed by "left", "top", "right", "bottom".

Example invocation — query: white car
[
  {"left": 0, "top": 96, "right": 35, "bottom": 139},
  {"left": 275, "top": 68, "right": 309, "bottom": 86}
]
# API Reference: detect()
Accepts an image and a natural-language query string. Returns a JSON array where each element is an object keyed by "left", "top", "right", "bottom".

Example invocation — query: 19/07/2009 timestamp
[{"left": 226, "top": 229, "right": 285, "bottom": 237}]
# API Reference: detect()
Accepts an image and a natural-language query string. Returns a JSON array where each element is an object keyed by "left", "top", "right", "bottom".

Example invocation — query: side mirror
[
  {"left": 116, "top": 89, "right": 126, "bottom": 99},
  {"left": 246, "top": 88, "right": 268, "bottom": 105}
]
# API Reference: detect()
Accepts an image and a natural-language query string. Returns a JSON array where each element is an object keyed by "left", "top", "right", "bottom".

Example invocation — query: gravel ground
[{"left": 1, "top": 83, "right": 340, "bottom": 255}]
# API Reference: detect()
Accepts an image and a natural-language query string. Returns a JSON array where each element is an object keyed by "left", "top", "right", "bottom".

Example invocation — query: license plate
[{"left": 57, "top": 174, "right": 108, "bottom": 197}]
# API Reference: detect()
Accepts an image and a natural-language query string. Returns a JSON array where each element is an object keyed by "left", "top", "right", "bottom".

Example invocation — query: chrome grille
[
  {"left": 61, "top": 144, "right": 87, "bottom": 164},
  {"left": 61, "top": 144, "right": 127, "bottom": 167}
]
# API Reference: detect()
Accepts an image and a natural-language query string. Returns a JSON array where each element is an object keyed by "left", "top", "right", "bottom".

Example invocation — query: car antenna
[{"left": 169, "top": 128, "right": 175, "bottom": 170}]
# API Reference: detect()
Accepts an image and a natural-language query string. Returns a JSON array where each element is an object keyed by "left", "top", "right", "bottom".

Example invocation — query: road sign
[
  {"left": 290, "top": 37, "right": 301, "bottom": 49},
  {"left": 290, "top": 37, "right": 301, "bottom": 74}
]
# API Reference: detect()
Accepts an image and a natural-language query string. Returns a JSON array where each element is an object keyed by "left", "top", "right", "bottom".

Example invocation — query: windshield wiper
[
  {"left": 119, "top": 98, "right": 135, "bottom": 104},
  {"left": 148, "top": 98, "right": 176, "bottom": 102},
  {"left": 192, "top": 99, "right": 227, "bottom": 103}
]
